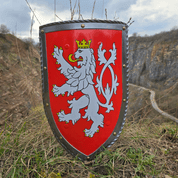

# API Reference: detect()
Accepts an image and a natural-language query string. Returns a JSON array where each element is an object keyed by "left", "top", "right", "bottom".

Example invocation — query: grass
[
  {"left": 0, "top": 104, "right": 178, "bottom": 178},
  {"left": 155, "top": 83, "right": 178, "bottom": 118},
  {"left": 0, "top": 31, "right": 178, "bottom": 177}
]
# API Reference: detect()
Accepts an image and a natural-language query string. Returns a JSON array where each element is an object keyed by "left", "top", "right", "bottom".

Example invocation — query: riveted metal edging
[{"left": 39, "top": 19, "right": 129, "bottom": 161}]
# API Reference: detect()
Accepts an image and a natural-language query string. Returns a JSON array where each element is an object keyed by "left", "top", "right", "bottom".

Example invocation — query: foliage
[
  {"left": 0, "top": 24, "right": 10, "bottom": 34},
  {"left": 0, "top": 25, "right": 178, "bottom": 178},
  {"left": 132, "top": 32, "right": 138, "bottom": 37},
  {"left": 22, "top": 37, "right": 35, "bottom": 50},
  {"left": 1, "top": 43, "right": 11, "bottom": 53},
  {"left": 129, "top": 28, "right": 178, "bottom": 43},
  {"left": 1, "top": 97, "right": 178, "bottom": 177},
  {"left": 170, "top": 26, "right": 178, "bottom": 31},
  {"left": 126, "top": 147, "right": 156, "bottom": 176}
]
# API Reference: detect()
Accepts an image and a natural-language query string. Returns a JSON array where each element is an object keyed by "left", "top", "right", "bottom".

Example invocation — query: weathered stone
[{"left": 128, "top": 30, "right": 178, "bottom": 90}]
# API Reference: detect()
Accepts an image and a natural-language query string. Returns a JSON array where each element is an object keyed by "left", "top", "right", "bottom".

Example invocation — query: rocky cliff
[{"left": 128, "top": 29, "right": 178, "bottom": 90}]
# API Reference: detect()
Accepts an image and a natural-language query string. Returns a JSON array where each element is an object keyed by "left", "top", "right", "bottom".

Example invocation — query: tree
[
  {"left": 170, "top": 26, "right": 178, "bottom": 31},
  {"left": 0, "top": 24, "right": 10, "bottom": 34},
  {"left": 22, "top": 37, "right": 35, "bottom": 50},
  {"left": 132, "top": 32, "right": 137, "bottom": 37}
]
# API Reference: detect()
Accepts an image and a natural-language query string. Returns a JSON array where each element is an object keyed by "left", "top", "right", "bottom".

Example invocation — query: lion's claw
[
  {"left": 52, "top": 46, "right": 63, "bottom": 63},
  {"left": 57, "top": 110, "right": 80, "bottom": 125},
  {"left": 52, "top": 85, "right": 65, "bottom": 97},
  {"left": 84, "top": 128, "right": 99, "bottom": 137},
  {"left": 57, "top": 110, "right": 69, "bottom": 122}
]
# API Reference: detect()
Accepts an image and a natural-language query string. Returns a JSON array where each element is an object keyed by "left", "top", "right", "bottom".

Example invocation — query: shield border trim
[{"left": 39, "top": 20, "right": 129, "bottom": 161}]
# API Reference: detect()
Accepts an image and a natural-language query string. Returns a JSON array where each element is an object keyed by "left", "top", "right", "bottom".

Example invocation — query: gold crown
[{"left": 76, "top": 39, "right": 91, "bottom": 49}]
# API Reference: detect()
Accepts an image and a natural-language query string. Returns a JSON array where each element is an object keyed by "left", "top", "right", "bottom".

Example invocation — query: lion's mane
[{"left": 66, "top": 49, "right": 96, "bottom": 92}]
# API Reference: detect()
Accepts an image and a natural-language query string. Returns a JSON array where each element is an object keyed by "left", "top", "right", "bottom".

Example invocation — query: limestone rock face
[{"left": 128, "top": 30, "right": 178, "bottom": 90}]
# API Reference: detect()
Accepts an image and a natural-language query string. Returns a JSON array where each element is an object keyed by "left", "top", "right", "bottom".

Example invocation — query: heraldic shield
[{"left": 40, "top": 20, "right": 129, "bottom": 161}]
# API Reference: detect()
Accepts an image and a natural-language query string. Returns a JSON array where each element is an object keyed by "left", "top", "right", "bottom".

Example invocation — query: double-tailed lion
[{"left": 52, "top": 39, "right": 117, "bottom": 137}]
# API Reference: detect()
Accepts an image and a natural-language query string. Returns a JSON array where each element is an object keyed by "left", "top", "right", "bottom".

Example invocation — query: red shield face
[{"left": 40, "top": 20, "right": 129, "bottom": 160}]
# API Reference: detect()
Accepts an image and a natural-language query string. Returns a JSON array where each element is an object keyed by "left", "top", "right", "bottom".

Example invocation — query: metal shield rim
[{"left": 39, "top": 19, "right": 129, "bottom": 161}]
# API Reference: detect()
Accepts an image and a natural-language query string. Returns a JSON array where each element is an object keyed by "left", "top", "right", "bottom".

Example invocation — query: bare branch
[
  {"left": 69, "top": 0, "right": 72, "bottom": 18},
  {"left": 30, "top": 9, "right": 35, "bottom": 40},
  {"left": 105, "top": 8, "right": 107, "bottom": 20},
  {"left": 54, "top": 0, "right": 56, "bottom": 22},
  {"left": 15, "top": 23, "right": 17, "bottom": 36},
  {"left": 55, "top": 14, "right": 63, "bottom": 21},
  {"left": 69, "top": 0, "right": 78, "bottom": 20},
  {"left": 102, "top": 0, "right": 104, "bottom": 18},
  {"left": 25, "top": 0, "right": 41, "bottom": 25},
  {"left": 114, "top": 11, "right": 119, "bottom": 20},
  {"left": 78, "top": 0, "right": 81, "bottom": 20},
  {"left": 114, "top": 11, "right": 116, "bottom": 20},
  {"left": 79, "top": 14, "right": 84, "bottom": 20},
  {"left": 128, "top": 20, "right": 135, "bottom": 27},
  {"left": 91, "top": 0, "right": 96, "bottom": 19},
  {"left": 127, "top": 17, "right": 132, "bottom": 24},
  {"left": 71, "top": 0, "right": 78, "bottom": 20}
]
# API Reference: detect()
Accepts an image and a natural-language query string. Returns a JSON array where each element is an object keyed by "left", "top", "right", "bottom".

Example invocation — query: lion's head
[
  {"left": 74, "top": 48, "right": 95, "bottom": 67},
  {"left": 72, "top": 48, "right": 96, "bottom": 83},
  {"left": 66, "top": 47, "right": 96, "bottom": 91}
]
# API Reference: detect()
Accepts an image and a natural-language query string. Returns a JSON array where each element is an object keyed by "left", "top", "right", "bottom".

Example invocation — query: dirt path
[{"left": 129, "top": 83, "right": 178, "bottom": 124}]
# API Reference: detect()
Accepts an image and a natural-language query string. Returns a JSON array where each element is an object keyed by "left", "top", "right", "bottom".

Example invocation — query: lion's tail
[{"left": 98, "top": 100, "right": 114, "bottom": 113}]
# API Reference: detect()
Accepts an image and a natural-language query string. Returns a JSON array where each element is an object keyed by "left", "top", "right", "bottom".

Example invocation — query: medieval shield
[{"left": 40, "top": 20, "right": 129, "bottom": 161}]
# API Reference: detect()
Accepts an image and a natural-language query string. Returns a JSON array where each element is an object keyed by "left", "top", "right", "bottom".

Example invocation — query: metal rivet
[
  {"left": 123, "top": 99, "right": 126, "bottom": 102},
  {"left": 60, "top": 136, "right": 62, "bottom": 140},
  {"left": 81, "top": 24, "right": 85, "bottom": 28},
  {"left": 123, "top": 26, "right": 126, "bottom": 30},
  {"left": 46, "top": 103, "right": 49, "bottom": 106},
  {"left": 41, "top": 30, "right": 44, "bottom": 33},
  {"left": 113, "top": 132, "right": 117, "bottom": 136},
  {"left": 65, "top": 44, "right": 70, "bottom": 49},
  {"left": 87, "top": 156, "right": 90, "bottom": 159},
  {"left": 44, "top": 66, "right": 47, "bottom": 70},
  {"left": 106, "top": 121, "right": 110, "bottom": 126},
  {"left": 123, "top": 64, "right": 126, "bottom": 68}
]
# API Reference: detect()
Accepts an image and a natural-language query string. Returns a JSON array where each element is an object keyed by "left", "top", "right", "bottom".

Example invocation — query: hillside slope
[
  {"left": 0, "top": 31, "right": 178, "bottom": 178},
  {"left": 0, "top": 33, "right": 41, "bottom": 125}
]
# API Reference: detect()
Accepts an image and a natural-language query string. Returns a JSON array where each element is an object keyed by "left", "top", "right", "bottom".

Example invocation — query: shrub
[
  {"left": 0, "top": 24, "right": 10, "bottom": 34},
  {"left": 132, "top": 32, "right": 138, "bottom": 37},
  {"left": 22, "top": 37, "right": 35, "bottom": 50},
  {"left": 1, "top": 43, "right": 11, "bottom": 54}
]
